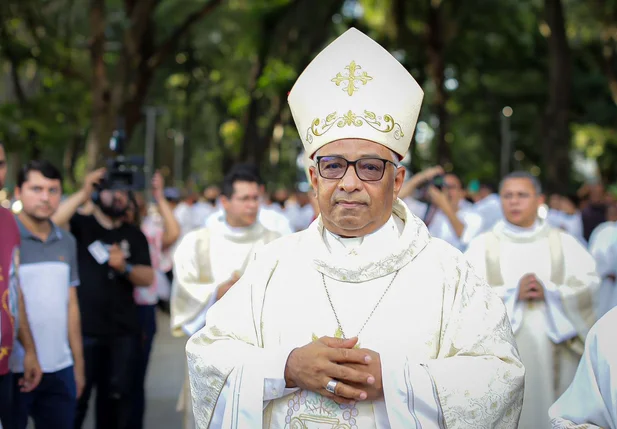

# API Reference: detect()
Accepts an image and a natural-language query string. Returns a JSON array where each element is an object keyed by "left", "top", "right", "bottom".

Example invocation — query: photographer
[
  {"left": 52, "top": 169, "right": 153, "bottom": 429},
  {"left": 400, "top": 166, "right": 483, "bottom": 251}
]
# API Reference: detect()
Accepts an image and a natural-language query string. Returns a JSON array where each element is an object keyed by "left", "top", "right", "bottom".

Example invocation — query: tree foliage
[{"left": 0, "top": 0, "right": 616, "bottom": 191}]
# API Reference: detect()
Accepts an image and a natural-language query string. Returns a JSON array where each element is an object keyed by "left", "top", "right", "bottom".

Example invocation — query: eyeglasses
[{"left": 316, "top": 156, "right": 398, "bottom": 182}]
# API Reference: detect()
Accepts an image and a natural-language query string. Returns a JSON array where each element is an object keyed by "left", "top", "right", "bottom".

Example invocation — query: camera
[
  {"left": 100, "top": 125, "right": 146, "bottom": 191},
  {"left": 416, "top": 174, "right": 445, "bottom": 203}
]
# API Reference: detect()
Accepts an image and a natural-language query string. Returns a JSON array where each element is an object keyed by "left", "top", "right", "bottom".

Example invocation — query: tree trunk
[
  {"left": 119, "top": 0, "right": 157, "bottom": 142},
  {"left": 390, "top": 0, "right": 426, "bottom": 163},
  {"left": 63, "top": 134, "right": 82, "bottom": 187},
  {"left": 542, "top": 0, "right": 571, "bottom": 194},
  {"left": 87, "top": 0, "right": 110, "bottom": 170},
  {"left": 8, "top": 150, "right": 21, "bottom": 189},
  {"left": 426, "top": 0, "right": 450, "bottom": 166},
  {"left": 246, "top": 0, "right": 345, "bottom": 169},
  {"left": 239, "top": 19, "right": 275, "bottom": 164},
  {"left": 86, "top": 0, "right": 222, "bottom": 170}
]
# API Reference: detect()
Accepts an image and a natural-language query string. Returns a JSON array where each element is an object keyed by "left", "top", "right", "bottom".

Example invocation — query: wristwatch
[{"left": 123, "top": 263, "right": 134, "bottom": 276}]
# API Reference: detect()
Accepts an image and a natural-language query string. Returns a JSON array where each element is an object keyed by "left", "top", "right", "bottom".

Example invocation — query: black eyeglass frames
[{"left": 315, "top": 156, "right": 398, "bottom": 182}]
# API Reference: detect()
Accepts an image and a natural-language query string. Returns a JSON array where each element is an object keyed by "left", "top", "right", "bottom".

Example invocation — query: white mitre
[{"left": 288, "top": 27, "right": 424, "bottom": 159}]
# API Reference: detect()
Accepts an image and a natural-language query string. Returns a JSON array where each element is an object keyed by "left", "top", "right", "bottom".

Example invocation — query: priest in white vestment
[
  {"left": 399, "top": 167, "right": 483, "bottom": 251},
  {"left": 186, "top": 28, "right": 524, "bottom": 429},
  {"left": 588, "top": 203, "right": 617, "bottom": 318},
  {"left": 170, "top": 167, "right": 280, "bottom": 428},
  {"left": 549, "top": 306, "right": 617, "bottom": 429},
  {"left": 546, "top": 194, "right": 586, "bottom": 245},
  {"left": 465, "top": 171, "right": 600, "bottom": 429},
  {"left": 469, "top": 183, "right": 504, "bottom": 234},
  {"left": 205, "top": 199, "right": 294, "bottom": 236}
]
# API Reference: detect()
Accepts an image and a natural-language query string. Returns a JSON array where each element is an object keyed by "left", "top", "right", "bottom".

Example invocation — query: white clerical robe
[
  {"left": 285, "top": 202, "right": 315, "bottom": 232},
  {"left": 588, "top": 221, "right": 617, "bottom": 318},
  {"left": 170, "top": 219, "right": 280, "bottom": 429},
  {"left": 547, "top": 209, "right": 586, "bottom": 246},
  {"left": 402, "top": 197, "right": 483, "bottom": 251},
  {"left": 549, "top": 306, "right": 617, "bottom": 429},
  {"left": 187, "top": 199, "right": 524, "bottom": 429},
  {"left": 465, "top": 220, "right": 600, "bottom": 429},
  {"left": 472, "top": 193, "right": 504, "bottom": 234}
]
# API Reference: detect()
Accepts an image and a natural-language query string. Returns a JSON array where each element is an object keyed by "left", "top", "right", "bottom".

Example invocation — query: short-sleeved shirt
[
  {"left": 70, "top": 214, "right": 151, "bottom": 336},
  {"left": 10, "top": 217, "right": 80, "bottom": 373},
  {"left": 0, "top": 208, "right": 20, "bottom": 375}
]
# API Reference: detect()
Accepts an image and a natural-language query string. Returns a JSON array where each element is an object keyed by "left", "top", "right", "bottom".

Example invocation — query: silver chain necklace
[{"left": 321, "top": 270, "right": 400, "bottom": 340}]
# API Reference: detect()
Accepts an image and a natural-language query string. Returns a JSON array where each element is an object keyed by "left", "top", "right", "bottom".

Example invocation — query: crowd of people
[{"left": 1, "top": 26, "right": 617, "bottom": 429}]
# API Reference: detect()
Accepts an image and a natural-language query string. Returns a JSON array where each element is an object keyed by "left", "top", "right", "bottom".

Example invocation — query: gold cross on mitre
[
  {"left": 331, "top": 61, "right": 373, "bottom": 96},
  {"left": 288, "top": 27, "right": 424, "bottom": 160}
]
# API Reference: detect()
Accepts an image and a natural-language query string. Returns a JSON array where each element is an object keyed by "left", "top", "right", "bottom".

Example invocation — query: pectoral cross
[
  {"left": 331, "top": 61, "right": 373, "bottom": 96},
  {"left": 312, "top": 328, "right": 361, "bottom": 348}
]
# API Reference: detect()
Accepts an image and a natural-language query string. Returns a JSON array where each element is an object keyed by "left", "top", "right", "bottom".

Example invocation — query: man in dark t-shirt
[
  {"left": 69, "top": 214, "right": 151, "bottom": 338},
  {"left": 52, "top": 168, "right": 153, "bottom": 429}
]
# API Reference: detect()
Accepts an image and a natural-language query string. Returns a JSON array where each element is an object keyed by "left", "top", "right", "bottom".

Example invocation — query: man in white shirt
[
  {"left": 470, "top": 181, "right": 504, "bottom": 233},
  {"left": 400, "top": 167, "right": 483, "bottom": 250},
  {"left": 547, "top": 194, "right": 585, "bottom": 245},
  {"left": 167, "top": 189, "right": 195, "bottom": 236},
  {"left": 204, "top": 168, "right": 294, "bottom": 236},
  {"left": 191, "top": 185, "right": 220, "bottom": 230},
  {"left": 171, "top": 166, "right": 280, "bottom": 429},
  {"left": 466, "top": 171, "right": 599, "bottom": 429},
  {"left": 588, "top": 201, "right": 617, "bottom": 318},
  {"left": 158, "top": 187, "right": 193, "bottom": 300},
  {"left": 11, "top": 161, "right": 82, "bottom": 429},
  {"left": 285, "top": 186, "right": 316, "bottom": 232}
]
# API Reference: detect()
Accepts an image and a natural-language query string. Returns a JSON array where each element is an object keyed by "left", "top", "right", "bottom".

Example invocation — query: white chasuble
[
  {"left": 170, "top": 220, "right": 279, "bottom": 429},
  {"left": 171, "top": 221, "right": 280, "bottom": 337},
  {"left": 187, "top": 199, "right": 524, "bottom": 429},
  {"left": 588, "top": 221, "right": 617, "bottom": 318},
  {"left": 549, "top": 307, "right": 617, "bottom": 429},
  {"left": 465, "top": 220, "right": 600, "bottom": 429}
]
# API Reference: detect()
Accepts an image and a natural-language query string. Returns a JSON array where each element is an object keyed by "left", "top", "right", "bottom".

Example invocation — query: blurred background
[{"left": 0, "top": 0, "right": 616, "bottom": 198}]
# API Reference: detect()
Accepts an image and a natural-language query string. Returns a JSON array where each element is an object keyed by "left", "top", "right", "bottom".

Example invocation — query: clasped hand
[
  {"left": 518, "top": 273, "right": 545, "bottom": 301},
  {"left": 284, "top": 336, "right": 383, "bottom": 405}
]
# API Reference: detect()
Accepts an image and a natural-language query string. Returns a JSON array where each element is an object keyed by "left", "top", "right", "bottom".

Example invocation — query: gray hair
[
  {"left": 313, "top": 147, "right": 399, "bottom": 164},
  {"left": 499, "top": 171, "right": 542, "bottom": 194}
]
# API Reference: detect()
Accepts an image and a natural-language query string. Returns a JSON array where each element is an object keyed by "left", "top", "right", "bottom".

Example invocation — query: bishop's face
[
  {"left": 309, "top": 139, "right": 406, "bottom": 238},
  {"left": 500, "top": 177, "right": 545, "bottom": 228}
]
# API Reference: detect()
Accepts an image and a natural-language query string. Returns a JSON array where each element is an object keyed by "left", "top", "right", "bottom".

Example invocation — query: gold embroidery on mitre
[
  {"left": 331, "top": 61, "right": 373, "bottom": 96},
  {"left": 305, "top": 110, "right": 404, "bottom": 144}
]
